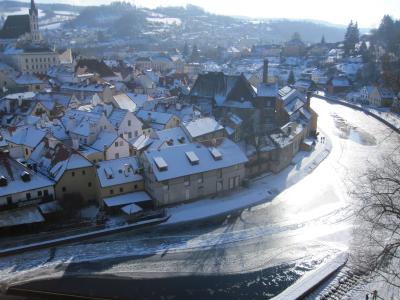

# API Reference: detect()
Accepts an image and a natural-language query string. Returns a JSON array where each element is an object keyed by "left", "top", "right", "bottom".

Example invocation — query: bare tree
[{"left": 351, "top": 154, "right": 400, "bottom": 289}]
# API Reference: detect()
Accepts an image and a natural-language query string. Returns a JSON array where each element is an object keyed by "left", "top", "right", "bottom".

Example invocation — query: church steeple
[
  {"left": 29, "top": 0, "right": 40, "bottom": 42},
  {"left": 29, "top": 0, "right": 38, "bottom": 16}
]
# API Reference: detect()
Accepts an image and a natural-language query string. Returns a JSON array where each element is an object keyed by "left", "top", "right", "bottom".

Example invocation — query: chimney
[
  {"left": 263, "top": 59, "right": 269, "bottom": 84},
  {"left": 306, "top": 90, "right": 312, "bottom": 109},
  {"left": 123, "top": 163, "right": 130, "bottom": 177},
  {"left": 72, "top": 138, "right": 79, "bottom": 150}
]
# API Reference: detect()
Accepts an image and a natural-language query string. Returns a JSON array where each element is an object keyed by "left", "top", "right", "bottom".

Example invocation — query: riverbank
[{"left": 0, "top": 131, "right": 331, "bottom": 257}]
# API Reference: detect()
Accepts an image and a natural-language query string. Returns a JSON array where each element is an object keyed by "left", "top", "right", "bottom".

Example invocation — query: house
[
  {"left": 368, "top": 87, "right": 396, "bottom": 107},
  {"left": 7, "top": 125, "right": 46, "bottom": 160},
  {"left": 327, "top": 76, "right": 351, "bottom": 95},
  {"left": 60, "top": 82, "right": 116, "bottom": 103},
  {"left": 108, "top": 108, "right": 143, "bottom": 140},
  {"left": 276, "top": 86, "right": 318, "bottom": 134},
  {"left": 95, "top": 157, "right": 145, "bottom": 208},
  {"left": 90, "top": 131, "right": 130, "bottom": 161},
  {"left": 61, "top": 109, "right": 115, "bottom": 146},
  {"left": 142, "top": 139, "right": 248, "bottom": 207},
  {"left": 0, "top": 149, "right": 55, "bottom": 212},
  {"left": 136, "top": 110, "right": 181, "bottom": 132},
  {"left": 29, "top": 138, "right": 97, "bottom": 205},
  {"left": 183, "top": 117, "right": 225, "bottom": 143}
]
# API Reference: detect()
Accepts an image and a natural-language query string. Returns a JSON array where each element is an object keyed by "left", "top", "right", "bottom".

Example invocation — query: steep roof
[
  {"left": 0, "top": 15, "right": 31, "bottom": 39},
  {"left": 189, "top": 72, "right": 256, "bottom": 107}
]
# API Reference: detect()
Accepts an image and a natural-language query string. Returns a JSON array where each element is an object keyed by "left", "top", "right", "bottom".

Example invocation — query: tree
[
  {"left": 321, "top": 35, "right": 326, "bottom": 45},
  {"left": 287, "top": 70, "right": 295, "bottom": 85},
  {"left": 351, "top": 153, "right": 400, "bottom": 289},
  {"left": 344, "top": 20, "right": 360, "bottom": 56}
]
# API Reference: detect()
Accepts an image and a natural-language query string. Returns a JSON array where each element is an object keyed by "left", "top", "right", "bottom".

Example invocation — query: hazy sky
[{"left": 36, "top": 0, "right": 400, "bottom": 28}]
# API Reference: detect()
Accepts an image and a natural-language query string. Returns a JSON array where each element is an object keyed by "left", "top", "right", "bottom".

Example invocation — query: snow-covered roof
[
  {"left": 130, "top": 134, "right": 153, "bottom": 151},
  {"left": 257, "top": 83, "right": 278, "bottom": 97},
  {"left": 29, "top": 139, "right": 92, "bottom": 182},
  {"left": 7, "top": 126, "right": 46, "bottom": 148},
  {"left": 90, "top": 131, "right": 118, "bottom": 151},
  {"left": 5, "top": 92, "right": 36, "bottom": 101},
  {"left": 144, "top": 139, "right": 248, "bottom": 182},
  {"left": 121, "top": 203, "right": 143, "bottom": 215},
  {"left": 103, "top": 191, "right": 151, "bottom": 207},
  {"left": 330, "top": 77, "right": 351, "bottom": 87},
  {"left": 96, "top": 157, "right": 143, "bottom": 188},
  {"left": 108, "top": 109, "right": 128, "bottom": 129},
  {"left": 136, "top": 110, "right": 174, "bottom": 125},
  {"left": 184, "top": 117, "right": 224, "bottom": 138},
  {"left": 112, "top": 94, "right": 137, "bottom": 112},
  {"left": 126, "top": 93, "right": 152, "bottom": 109},
  {"left": 15, "top": 74, "right": 44, "bottom": 85},
  {"left": 150, "top": 127, "right": 189, "bottom": 150},
  {"left": 0, "top": 206, "right": 45, "bottom": 228},
  {"left": 0, "top": 155, "right": 54, "bottom": 197}
]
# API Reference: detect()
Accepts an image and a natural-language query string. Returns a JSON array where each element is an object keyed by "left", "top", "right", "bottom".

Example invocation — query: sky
[{"left": 35, "top": 0, "right": 400, "bottom": 28}]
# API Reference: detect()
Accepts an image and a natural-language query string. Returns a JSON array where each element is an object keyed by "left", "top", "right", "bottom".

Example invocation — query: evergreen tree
[
  {"left": 359, "top": 41, "right": 369, "bottom": 62},
  {"left": 287, "top": 70, "right": 295, "bottom": 85},
  {"left": 344, "top": 20, "right": 360, "bottom": 56}
]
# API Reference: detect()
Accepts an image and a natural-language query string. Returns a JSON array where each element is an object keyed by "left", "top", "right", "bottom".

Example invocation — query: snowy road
[{"left": 1, "top": 98, "right": 399, "bottom": 298}]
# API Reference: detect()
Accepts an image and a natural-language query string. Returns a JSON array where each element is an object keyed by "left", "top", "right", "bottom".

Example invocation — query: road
[{"left": 1, "top": 98, "right": 399, "bottom": 299}]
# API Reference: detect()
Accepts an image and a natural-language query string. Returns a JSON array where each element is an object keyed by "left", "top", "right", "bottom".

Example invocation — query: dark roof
[
  {"left": 75, "top": 59, "right": 115, "bottom": 77},
  {"left": 0, "top": 15, "right": 31, "bottom": 39},
  {"left": 189, "top": 72, "right": 256, "bottom": 104}
]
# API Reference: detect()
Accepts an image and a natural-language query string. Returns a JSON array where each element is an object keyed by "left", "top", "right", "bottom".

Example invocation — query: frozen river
[{"left": 1, "top": 98, "right": 399, "bottom": 299}]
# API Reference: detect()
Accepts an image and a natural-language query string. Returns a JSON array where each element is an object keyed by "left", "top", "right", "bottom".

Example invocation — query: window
[
  {"left": 6, "top": 196, "right": 12, "bottom": 205},
  {"left": 71, "top": 171, "right": 75, "bottom": 177},
  {"left": 135, "top": 131, "right": 138, "bottom": 137},
  {"left": 88, "top": 182, "right": 92, "bottom": 187},
  {"left": 115, "top": 153, "right": 120, "bottom": 159},
  {"left": 119, "top": 141, "right": 123, "bottom": 146},
  {"left": 110, "top": 189, "right": 114, "bottom": 195},
  {"left": 115, "top": 142, "right": 118, "bottom": 147},
  {"left": 82, "top": 170, "right": 86, "bottom": 175},
  {"left": 26, "top": 193, "right": 31, "bottom": 200},
  {"left": 128, "top": 132, "right": 132, "bottom": 139},
  {"left": 163, "top": 184, "right": 169, "bottom": 191},
  {"left": 38, "top": 191, "right": 42, "bottom": 197},
  {"left": 198, "top": 173, "right": 204, "bottom": 184},
  {"left": 119, "top": 134, "right": 123, "bottom": 138},
  {"left": 119, "top": 187, "right": 124, "bottom": 193},
  {"left": 44, "top": 190, "right": 48, "bottom": 196},
  {"left": 128, "top": 120, "right": 131, "bottom": 126},
  {"left": 184, "top": 176, "right": 190, "bottom": 186},
  {"left": 62, "top": 187, "right": 66, "bottom": 192}
]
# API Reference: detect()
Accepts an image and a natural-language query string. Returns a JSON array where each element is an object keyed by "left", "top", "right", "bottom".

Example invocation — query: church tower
[{"left": 29, "top": 0, "right": 40, "bottom": 42}]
